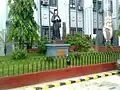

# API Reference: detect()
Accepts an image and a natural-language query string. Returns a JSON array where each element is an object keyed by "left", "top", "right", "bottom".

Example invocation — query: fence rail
[{"left": 0, "top": 52, "right": 120, "bottom": 77}]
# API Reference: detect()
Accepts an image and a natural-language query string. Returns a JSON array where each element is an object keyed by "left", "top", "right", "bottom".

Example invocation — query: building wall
[
  {"left": 112, "top": 0, "right": 119, "bottom": 46},
  {"left": 69, "top": 0, "right": 84, "bottom": 35},
  {"left": 0, "top": 0, "right": 8, "bottom": 56},
  {"left": 0, "top": 0, "right": 119, "bottom": 48}
]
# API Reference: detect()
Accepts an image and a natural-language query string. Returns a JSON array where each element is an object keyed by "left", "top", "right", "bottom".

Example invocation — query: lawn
[
  {"left": 0, "top": 53, "right": 68, "bottom": 77},
  {"left": 0, "top": 52, "right": 119, "bottom": 77}
]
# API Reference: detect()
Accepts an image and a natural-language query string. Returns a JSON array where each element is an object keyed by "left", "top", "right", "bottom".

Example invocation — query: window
[
  {"left": 77, "top": 0, "right": 81, "bottom": 6},
  {"left": 70, "top": 0, "right": 75, "bottom": 5},
  {"left": 93, "top": 0, "right": 103, "bottom": 12},
  {"left": 50, "top": 0, "right": 57, "bottom": 7},
  {"left": 110, "top": 0, "right": 113, "bottom": 13},
  {"left": 70, "top": 0, "right": 81, "bottom": 6},
  {"left": 70, "top": 0, "right": 75, "bottom": 9},
  {"left": 70, "top": 0, "right": 82, "bottom": 9},
  {"left": 41, "top": 26, "right": 49, "bottom": 37},
  {"left": 93, "top": 0, "right": 97, "bottom": 11},
  {"left": 93, "top": 29, "right": 102, "bottom": 34},
  {"left": 41, "top": 26, "right": 53, "bottom": 39},
  {"left": 93, "top": 29, "right": 96, "bottom": 34},
  {"left": 98, "top": 1, "right": 102, "bottom": 10},
  {"left": 70, "top": 27, "right": 83, "bottom": 36}
]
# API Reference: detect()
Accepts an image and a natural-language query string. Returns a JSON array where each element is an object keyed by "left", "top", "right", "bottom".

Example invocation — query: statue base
[
  {"left": 52, "top": 40, "right": 66, "bottom": 44},
  {"left": 45, "top": 43, "right": 70, "bottom": 57}
]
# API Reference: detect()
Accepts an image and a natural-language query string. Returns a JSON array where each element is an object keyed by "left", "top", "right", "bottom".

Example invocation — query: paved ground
[
  {"left": 8, "top": 70, "right": 120, "bottom": 90},
  {"left": 49, "top": 75, "right": 120, "bottom": 90}
]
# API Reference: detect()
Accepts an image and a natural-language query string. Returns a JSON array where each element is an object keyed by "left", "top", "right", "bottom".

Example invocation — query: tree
[
  {"left": 8, "top": 0, "right": 39, "bottom": 49},
  {"left": 116, "top": 6, "right": 120, "bottom": 36}
]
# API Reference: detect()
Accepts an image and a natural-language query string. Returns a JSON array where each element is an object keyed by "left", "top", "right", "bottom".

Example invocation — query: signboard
[{"left": 57, "top": 49, "right": 65, "bottom": 56}]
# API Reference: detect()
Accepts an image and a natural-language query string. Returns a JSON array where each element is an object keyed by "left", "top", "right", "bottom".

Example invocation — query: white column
[
  {"left": 34, "top": 0, "right": 40, "bottom": 26},
  {"left": 34, "top": 0, "right": 41, "bottom": 36},
  {"left": 58, "top": 0, "right": 69, "bottom": 38},
  {"left": 84, "top": 0, "right": 93, "bottom": 36},
  {"left": 112, "top": 0, "right": 118, "bottom": 31}
]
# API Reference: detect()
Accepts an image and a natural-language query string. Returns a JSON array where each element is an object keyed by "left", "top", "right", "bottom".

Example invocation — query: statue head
[
  {"left": 54, "top": 9, "right": 58, "bottom": 16},
  {"left": 51, "top": 9, "right": 61, "bottom": 23},
  {"left": 104, "top": 16, "right": 112, "bottom": 28}
]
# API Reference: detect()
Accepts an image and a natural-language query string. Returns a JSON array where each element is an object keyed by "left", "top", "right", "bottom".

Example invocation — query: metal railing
[{"left": 0, "top": 52, "right": 120, "bottom": 77}]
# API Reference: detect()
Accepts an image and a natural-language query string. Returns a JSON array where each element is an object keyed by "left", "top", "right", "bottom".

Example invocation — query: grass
[{"left": 0, "top": 52, "right": 119, "bottom": 77}]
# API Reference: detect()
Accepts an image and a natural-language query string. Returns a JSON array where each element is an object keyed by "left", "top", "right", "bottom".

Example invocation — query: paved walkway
[{"left": 8, "top": 70, "right": 120, "bottom": 90}]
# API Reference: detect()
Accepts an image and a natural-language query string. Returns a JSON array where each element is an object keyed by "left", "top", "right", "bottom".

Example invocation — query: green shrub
[
  {"left": 105, "top": 42, "right": 113, "bottom": 52},
  {"left": 88, "top": 47, "right": 97, "bottom": 52},
  {"left": 12, "top": 48, "right": 28, "bottom": 60},
  {"left": 66, "top": 33, "right": 91, "bottom": 52},
  {"left": 38, "top": 36, "right": 49, "bottom": 54},
  {"left": 92, "top": 38, "right": 96, "bottom": 45}
]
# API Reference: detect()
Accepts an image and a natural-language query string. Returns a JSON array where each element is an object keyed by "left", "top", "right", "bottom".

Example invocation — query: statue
[
  {"left": 51, "top": 9, "right": 61, "bottom": 40},
  {"left": 103, "top": 16, "right": 112, "bottom": 44}
]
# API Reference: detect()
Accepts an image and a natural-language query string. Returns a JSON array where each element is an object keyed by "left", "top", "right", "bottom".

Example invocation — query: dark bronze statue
[{"left": 51, "top": 9, "right": 61, "bottom": 40}]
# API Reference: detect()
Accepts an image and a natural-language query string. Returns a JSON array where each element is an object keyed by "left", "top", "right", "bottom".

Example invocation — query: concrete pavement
[{"left": 8, "top": 70, "right": 120, "bottom": 90}]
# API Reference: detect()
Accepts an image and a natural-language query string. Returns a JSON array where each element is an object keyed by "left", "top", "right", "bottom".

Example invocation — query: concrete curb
[{"left": 33, "top": 71, "right": 120, "bottom": 90}]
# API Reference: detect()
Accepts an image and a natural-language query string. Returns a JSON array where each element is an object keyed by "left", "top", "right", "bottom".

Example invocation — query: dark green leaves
[
  {"left": 116, "top": 6, "right": 120, "bottom": 37},
  {"left": 65, "top": 33, "right": 91, "bottom": 52}
]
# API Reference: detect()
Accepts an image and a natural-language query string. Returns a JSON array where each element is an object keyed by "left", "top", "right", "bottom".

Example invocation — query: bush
[
  {"left": 105, "top": 42, "right": 113, "bottom": 52},
  {"left": 66, "top": 33, "right": 91, "bottom": 52},
  {"left": 92, "top": 38, "right": 96, "bottom": 45},
  {"left": 88, "top": 47, "right": 97, "bottom": 52},
  {"left": 12, "top": 48, "right": 28, "bottom": 60},
  {"left": 38, "top": 36, "right": 49, "bottom": 54}
]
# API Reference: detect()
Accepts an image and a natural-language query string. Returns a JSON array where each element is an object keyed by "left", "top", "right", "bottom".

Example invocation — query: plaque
[{"left": 57, "top": 49, "right": 65, "bottom": 56}]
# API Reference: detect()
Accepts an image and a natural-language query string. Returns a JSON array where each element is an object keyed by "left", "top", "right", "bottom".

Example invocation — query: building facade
[
  {"left": 0, "top": 0, "right": 119, "bottom": 55},
  {"left": 35, "top": 0, "right": 118, "bottom": 45}
]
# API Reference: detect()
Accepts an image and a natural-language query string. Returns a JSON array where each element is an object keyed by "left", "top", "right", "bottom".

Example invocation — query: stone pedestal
[
  {"left": 45, "top": 44, "right": 70, "bottom": 57},
  {"left": 52, "top": 40, "right": 66, "bottom": 44}
]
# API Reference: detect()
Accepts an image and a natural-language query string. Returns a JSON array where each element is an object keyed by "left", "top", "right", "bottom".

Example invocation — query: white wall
[
  {"left": 0, "top": 0, "right": 8, "bottom": 56},
  {"left": 0, "top": 0, "right": 7, "bottom": 30},
  {"left": 34, "top": 0, "right": 40, "bottom": 26}
]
